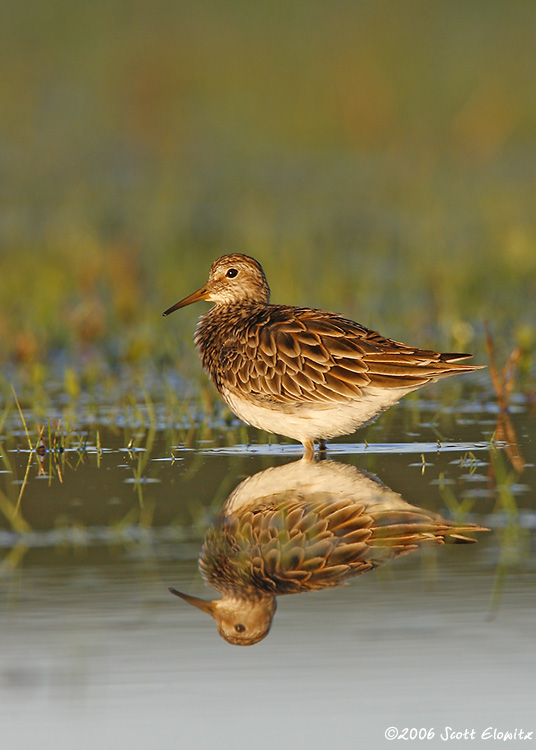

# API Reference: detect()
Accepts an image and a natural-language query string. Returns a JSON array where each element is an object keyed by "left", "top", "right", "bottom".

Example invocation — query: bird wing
[
  {"left": 209, "top": 494, "right": 377, "bottom": 594},
  {"left": 200, "top": 492, "right": 487, "bottom": 595},
  {"left": 224, "top": 306, "right": 480, "bottom": 404}
]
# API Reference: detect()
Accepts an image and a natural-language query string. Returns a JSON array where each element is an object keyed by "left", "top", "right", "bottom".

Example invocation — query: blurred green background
[{"left": 2, "top": 0, "right": 535, "bottom": 383}]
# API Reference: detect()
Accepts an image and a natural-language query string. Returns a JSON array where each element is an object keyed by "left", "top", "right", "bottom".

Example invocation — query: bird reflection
[{"left": 170, "top": 458, "right": 487, "bottom": 646}]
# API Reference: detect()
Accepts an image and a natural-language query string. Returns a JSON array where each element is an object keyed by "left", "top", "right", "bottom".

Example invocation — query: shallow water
[{"left": 1, "top": 390, "right": 535, "bottom": 748}]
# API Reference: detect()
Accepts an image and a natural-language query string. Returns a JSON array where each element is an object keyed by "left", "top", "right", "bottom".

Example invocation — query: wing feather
[{"left": 217, "top": 305, "right": 481, "bottom": 404}]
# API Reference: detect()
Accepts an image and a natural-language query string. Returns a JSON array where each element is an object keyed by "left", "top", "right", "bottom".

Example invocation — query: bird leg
[
  {"left": 302, "top": 439, "right": 315, "bottom": 460},
  {"left": 302, "top": 438, "right": 327, "bottom": 460}
]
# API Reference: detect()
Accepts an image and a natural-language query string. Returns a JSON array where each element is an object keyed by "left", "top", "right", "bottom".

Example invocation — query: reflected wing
[
  {"left": 201, "top": 494, "right": 376, "bottom": 594},
  {"left": 200, "top": 492, "right": 486, "bottom": 595},
  {"left": 223, "top": 307, "right": 481, "bottom": 404}
]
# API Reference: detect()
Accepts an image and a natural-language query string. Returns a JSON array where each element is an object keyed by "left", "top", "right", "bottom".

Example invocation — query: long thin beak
[
  {"left": 168, "top": 587, "right": 216, "bottom": 617},
  {"left": 162, "top": 286, "right": 210, "bottom": 316}
]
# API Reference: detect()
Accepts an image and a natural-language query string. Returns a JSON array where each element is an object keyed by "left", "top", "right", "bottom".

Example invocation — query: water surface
[{"left": 1, "top": 391, "right": 535, "bottom": 748}]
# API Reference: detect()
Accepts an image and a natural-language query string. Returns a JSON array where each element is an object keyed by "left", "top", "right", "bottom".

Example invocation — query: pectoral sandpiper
[
  {"left": 169, "top": 458, "right": 488, "bottom": 645},
  {"left": 163, "top": 254, "right": 483, "bottom": 454}
]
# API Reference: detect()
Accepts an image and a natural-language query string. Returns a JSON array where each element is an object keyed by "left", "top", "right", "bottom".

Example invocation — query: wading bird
[{"left": 164, "top": 254, "right": 483, "bottom": 455}]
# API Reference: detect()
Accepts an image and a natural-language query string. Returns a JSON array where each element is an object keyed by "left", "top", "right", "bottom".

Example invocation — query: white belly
[{"left": 221, "top": 385, "right": 417, "bottom": 443}]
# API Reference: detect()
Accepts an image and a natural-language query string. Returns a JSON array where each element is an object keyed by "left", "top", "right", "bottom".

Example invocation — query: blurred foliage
[{"left": 1, "top": 0, "right": 535, "bottom": 384}]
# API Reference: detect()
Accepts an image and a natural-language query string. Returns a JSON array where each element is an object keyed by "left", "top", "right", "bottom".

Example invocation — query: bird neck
[{"left": 195, "top": 301, "right": 266, "bottom": 343}]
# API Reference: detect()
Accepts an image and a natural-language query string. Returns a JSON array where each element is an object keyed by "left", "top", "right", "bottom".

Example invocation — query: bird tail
[
  {"left": 439, "top": 352, "right": 486, "bottom": 371},
  {"left": 438, "top": 352, "right": 486, "bottom": 371}
]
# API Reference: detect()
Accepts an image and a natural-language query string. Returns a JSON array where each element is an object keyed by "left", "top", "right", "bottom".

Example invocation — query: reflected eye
[
  {"left": 226, "top": 268, "right": 238, "bottom": 278},
  {"left": 235, "top": 623, "right": 246, "bottom": 633}
]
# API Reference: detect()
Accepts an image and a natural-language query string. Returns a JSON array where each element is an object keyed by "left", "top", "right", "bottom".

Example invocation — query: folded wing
[{"left": 223, "top": 306, "right": 482, "bottom": 404}]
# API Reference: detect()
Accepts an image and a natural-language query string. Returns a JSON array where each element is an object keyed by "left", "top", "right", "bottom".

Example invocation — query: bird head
[
  {"left": 162, "top": 254, "right": 270, "bottom": 315},
  {"left": 169, "top": 587, "right": 276, "bottom": 646}
]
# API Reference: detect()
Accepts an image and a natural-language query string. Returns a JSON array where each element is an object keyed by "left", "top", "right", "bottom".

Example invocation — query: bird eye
[
  {"left": 235, "top": 623, "right": 246, "bottom": 633},
  {"left": 226, "top": 268, "right": 238, "bottom": 278}
]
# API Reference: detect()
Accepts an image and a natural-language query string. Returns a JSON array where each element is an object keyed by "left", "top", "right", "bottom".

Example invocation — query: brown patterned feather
[
  {"left": 194, "top": 300, "right": 482, "bottom": 406},
  {"left": 200, "top": 488, "right": 487, "bottom": 596}
]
